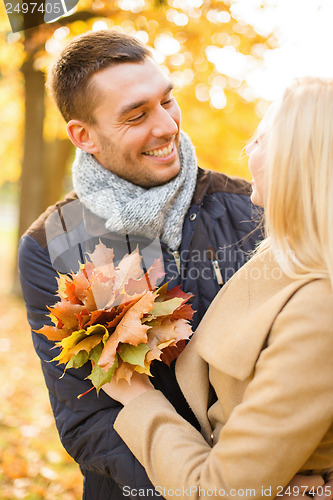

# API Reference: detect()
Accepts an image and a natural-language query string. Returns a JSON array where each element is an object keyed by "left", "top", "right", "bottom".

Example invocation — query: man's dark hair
[{"left": 47, "top": 30, "right": 151, "bottom": 124}]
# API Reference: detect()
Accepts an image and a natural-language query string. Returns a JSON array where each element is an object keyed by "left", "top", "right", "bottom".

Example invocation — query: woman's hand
[{"left": 102, "top": 372, "right": 155, "bottom": 406}]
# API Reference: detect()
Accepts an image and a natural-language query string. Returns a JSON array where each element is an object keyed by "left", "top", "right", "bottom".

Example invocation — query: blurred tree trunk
[
  {"left": 17, "top": 62, "right": 73, "bottom": 238},
  {"left": 13, "top": 41, "right": 45, "bottom": 295},
  {"left": 14, "top": 28, "right": 73, "bottom": 294},
  {"left": 17, "top": 10, "right": 48, "bottom": 238},
  {"left": 18, "top": 49, "right": 45, "bottom": 239},
  {"left": 43, "top": 138, "right": 74, "bottom": 209}
]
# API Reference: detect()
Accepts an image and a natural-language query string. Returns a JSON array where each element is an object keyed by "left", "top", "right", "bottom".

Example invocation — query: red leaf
[
  {"left": 169, "top": 303, "right": 195, "bottom": 322},
  {"left": 85, "top": 308, "right": 118, "bottom": 327},
  {"left": 155, "top": 283, "right": 193, "bottom": 304},
  {"left": 160, "top": 340, "right": 187, "bottom": 366}
]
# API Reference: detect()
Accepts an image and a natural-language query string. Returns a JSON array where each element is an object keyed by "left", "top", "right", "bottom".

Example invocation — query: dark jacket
[{"left": 18, "top": 168, "right": 262, "bottom": 499}]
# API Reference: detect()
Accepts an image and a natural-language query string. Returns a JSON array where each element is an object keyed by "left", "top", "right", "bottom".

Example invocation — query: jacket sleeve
[
  {"left": 18, "top": 234, "right": 156, "bottom": 495},
  {"left": 114, "top": 285, "right": 333, "bottom": 499}
]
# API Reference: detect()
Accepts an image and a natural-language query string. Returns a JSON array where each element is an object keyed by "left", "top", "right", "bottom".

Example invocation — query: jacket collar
[
  {"left": 175, "top": 249, "right": 318, "bottom": 438},
  {"left": 191, "top": 167, "right": 253, "bottom": 207},
  {"left": 192, "top": 168, "right": 212, "bottom": 205}
]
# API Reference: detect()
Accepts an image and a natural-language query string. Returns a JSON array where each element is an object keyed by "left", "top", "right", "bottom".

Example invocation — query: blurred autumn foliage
[
  {"left": 0, "top": 224, "right": 84, "bottom": 498},
  {"left": 0, "top": 1, "right": 275, "bottom": 497},
  {"left": 0, "top": 0, "right": 276, "bottom": 241}
]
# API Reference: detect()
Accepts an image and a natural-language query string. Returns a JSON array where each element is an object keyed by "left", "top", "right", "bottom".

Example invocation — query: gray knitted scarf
[{"left": 72, "top": 131, "right": 198, "bottom": 251}]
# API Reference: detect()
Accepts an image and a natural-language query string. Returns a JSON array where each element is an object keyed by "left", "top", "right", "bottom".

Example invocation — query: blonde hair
[{"left": 259, "top": 77, "right": 333, "bottom": 289}]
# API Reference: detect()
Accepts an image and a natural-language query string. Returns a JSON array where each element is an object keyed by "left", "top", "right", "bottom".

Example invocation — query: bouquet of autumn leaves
[{"left": 36, "top": 242, "right": 194, "bottom": 398}]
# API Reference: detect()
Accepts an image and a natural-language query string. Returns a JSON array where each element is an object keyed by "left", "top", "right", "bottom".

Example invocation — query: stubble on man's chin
[
  {"left": 123, "top": 153, "right": 182, "bottom": 189},
  {"left": 132, "top": 171, "right": 180, "bottom": 189}
]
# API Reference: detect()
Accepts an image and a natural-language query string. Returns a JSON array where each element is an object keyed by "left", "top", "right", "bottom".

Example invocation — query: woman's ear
[{"left": 66, "top": 120, "right": 99, "bottom": 154}]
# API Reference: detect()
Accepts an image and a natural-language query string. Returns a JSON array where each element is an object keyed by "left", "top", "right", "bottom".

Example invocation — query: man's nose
[{"left": 151, "top": 106, "right": 179, "bottom": 138}]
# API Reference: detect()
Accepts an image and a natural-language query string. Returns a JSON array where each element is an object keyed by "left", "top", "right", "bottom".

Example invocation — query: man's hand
[
  {"left": 313, "top": 479, "right": 333, "bottom": 500},
  {"left": 102, "top": 372, "right": 155, "bottom": 406},
  {"left": 278, "top": 475, "right": 333, "bottom": 500}
]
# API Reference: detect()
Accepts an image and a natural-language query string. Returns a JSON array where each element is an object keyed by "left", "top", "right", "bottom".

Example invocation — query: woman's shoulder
[
  {"left": 269, "top": 277, "right": 333, "bottom": 346},
  {"left": 195, "top": 274, "right": 333, "bottom": 374},
  {"left": 287, "top": 278, "right": 333, "bottom": 312}
]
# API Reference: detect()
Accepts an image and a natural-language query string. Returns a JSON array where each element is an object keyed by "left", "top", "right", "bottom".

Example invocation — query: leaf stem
[{"left": 77, "top": 386, "right": 95, "bottom": 399}]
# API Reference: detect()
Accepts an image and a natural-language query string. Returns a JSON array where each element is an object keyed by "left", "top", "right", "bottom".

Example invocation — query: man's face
[{"left": 88, "top": 58, "right": 181, "bottom": 188}]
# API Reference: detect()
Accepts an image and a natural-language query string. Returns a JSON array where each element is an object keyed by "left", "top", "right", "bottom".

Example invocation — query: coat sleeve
[
  {"left": 18, "top": 234, "right": 157, "bottom": 495},
  {"left": 114, "top": 284, "right": 333, "bottom": 499}
]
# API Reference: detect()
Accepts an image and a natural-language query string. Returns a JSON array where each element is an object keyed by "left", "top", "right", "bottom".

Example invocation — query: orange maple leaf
[
  {"left": 48, "top": 300, "right": 86, "bottom": 331},
  {"left": 98, "top": 292, "right": 155, "bottom": 372},
  {"left": 37, "top": 242, "right": 194, "bottom": 395},
  {"left": 35, "top": 324, "right": 71, "bottom": 341}
]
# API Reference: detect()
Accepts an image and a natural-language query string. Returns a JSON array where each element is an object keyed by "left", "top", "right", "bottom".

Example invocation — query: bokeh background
[{"left": 1, "top": 0, "right": 332, "bottom": 497}]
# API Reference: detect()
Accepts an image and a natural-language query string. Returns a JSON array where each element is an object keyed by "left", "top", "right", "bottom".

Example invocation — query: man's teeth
[{"left": 144, "top": 143, "right": 173, "bottom": 157}]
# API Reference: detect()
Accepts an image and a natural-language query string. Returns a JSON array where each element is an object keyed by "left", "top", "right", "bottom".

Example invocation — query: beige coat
[{"left": 115, "top": 249, "right": 333, "bottom": 499}]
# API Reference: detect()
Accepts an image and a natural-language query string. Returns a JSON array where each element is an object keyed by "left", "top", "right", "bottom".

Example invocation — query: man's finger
[
  {"left": 313, "top": 479, "right": 333, "bottom": 500},
  {"left": 287, "top": 475, "right": 325, "bottom": 490}
]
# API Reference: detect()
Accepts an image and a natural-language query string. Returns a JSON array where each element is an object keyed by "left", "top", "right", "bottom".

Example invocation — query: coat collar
[
  {"left": 195, "top": 249, "right": 316, "bottom": 379},
  {"left": 192, "top": 168, "right": 212, "bottom": 205},
  {"left": 175, "top": 249, "right": 317, "bottom": 437}
]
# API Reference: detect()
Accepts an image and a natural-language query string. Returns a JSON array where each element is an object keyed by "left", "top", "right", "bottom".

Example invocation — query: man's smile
[{"left": 142, "top": 141, "right": 174, "bottom": 158}]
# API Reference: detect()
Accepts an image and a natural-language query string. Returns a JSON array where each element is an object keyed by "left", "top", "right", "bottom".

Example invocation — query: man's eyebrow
[{"left": 118, "top": 83, "right": 174, "bottom": 119}]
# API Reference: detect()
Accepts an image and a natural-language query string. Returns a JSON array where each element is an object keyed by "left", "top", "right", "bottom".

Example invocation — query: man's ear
[{"left": 66, "top": 120, "right": 99, "bottom": 154}]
